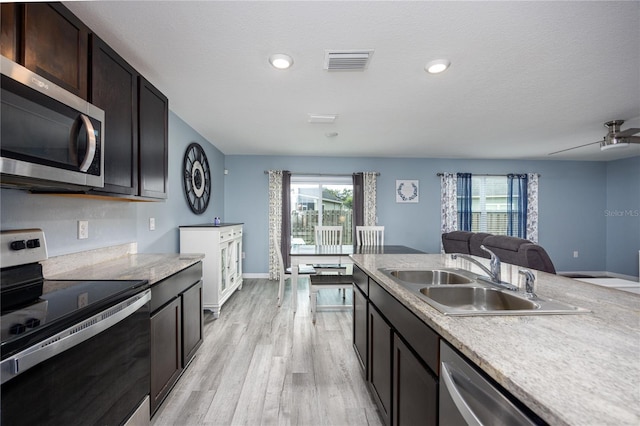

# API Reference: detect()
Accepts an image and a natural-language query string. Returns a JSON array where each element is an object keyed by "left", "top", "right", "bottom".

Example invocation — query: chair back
[
  {"left": 315, "top": 226, "right": 343, "bottom": 246},
  {"left": 356, "top": 226, "right": 385, "bottom": 246}
]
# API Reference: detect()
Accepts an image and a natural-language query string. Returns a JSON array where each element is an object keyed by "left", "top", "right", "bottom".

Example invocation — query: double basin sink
[{"left": 379, "top": 268, "right": 589, "bottom": 316}]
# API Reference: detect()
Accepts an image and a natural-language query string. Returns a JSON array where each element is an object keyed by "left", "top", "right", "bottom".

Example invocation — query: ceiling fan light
[
  {"left": 269, "top": 54, "right": 293, "bottom": 70},
  {"left": 425, "top": 59, "right": 451, "bottom": 74},
  {"left": 601, "top": 138, "right": 630, "bottom": 151}
]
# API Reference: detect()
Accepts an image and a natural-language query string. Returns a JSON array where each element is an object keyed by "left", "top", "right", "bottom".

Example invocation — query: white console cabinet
[{"left": 179, "top": 223, "right": 243, "bottom": 318}]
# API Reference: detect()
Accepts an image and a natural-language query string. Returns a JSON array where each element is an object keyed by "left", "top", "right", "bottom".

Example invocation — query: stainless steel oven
[
  {"left": 0, "top": 56, "right": 104, "bottom": 190},
  {"left": 0, "top": 229, "right": 150, "bottom": 425}
]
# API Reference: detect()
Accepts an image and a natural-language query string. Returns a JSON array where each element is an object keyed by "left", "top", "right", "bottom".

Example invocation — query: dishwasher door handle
[{"left": 441, "top": 362, "right": 484, "bottom": 426}]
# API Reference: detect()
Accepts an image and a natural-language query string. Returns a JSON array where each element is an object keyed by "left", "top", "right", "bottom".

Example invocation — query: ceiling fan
[{"left": 549, "top": 120, "right": 640, "bottom": 155}]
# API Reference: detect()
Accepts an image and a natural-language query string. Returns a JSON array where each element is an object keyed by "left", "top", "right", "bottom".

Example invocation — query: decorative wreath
[{"left": 397, "top": 182, "right": 419, "bottom": 201}]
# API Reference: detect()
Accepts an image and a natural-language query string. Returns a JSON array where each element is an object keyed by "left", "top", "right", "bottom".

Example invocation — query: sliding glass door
[{"left": 290, "top": 175, "right": 353, "bottom": 245}]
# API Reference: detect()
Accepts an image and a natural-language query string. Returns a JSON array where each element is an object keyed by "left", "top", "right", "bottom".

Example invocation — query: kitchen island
[{"left": 351, "top": 252, "right": 640, "bottom": 426}]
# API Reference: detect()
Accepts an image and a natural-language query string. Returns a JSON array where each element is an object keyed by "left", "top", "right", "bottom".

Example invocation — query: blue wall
[
  {"left": 2, "top": 112, "right": 637, "bottom": 277},
  {"left": 1, "top": 111, "right": 225, "bottom": 257},
  {"left": 224, "top": 155, "right": 639, "bottom": 276},
  {"left": 605, "top": 156, "right": 640, "bottom": 276}
]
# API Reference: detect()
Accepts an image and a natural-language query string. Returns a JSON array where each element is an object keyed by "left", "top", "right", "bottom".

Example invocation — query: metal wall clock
[{"left": 183, "top": 143, "right": 211, "bottom": 214}]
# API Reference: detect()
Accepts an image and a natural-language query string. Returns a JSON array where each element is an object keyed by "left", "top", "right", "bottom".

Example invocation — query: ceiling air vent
[{"left": 323, "top": 49, "right": 374, "bottom": 71}]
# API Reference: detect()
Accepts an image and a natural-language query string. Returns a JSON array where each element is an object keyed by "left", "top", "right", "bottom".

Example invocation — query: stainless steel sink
[
  {"left": 389, "top": 269, "right": 474, "bottom": 285},
  {"left": 420, "top": 286, "right": 539, "bottom": 311},
  {"left": 378, "top": 268, "right": 590, "bottom": 316}
]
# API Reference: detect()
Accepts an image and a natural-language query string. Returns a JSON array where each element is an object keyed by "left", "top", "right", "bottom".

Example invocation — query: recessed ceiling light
[
  {"left": 308, "top": 114, "right": 338, "bottom": 124},
  {"left": 269, "top": 53, "right": 293, "bottom": 70},
  {"left": 425, "top": 59, "right": 451, "bottom": 74}
]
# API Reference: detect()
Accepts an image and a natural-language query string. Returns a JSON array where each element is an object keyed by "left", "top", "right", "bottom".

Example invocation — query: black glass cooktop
[{"left": 1, "top": 278, "right": 149, "bottom": 359}]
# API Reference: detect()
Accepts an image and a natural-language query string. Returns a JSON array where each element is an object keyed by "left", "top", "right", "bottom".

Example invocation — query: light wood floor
[{"left": 151, "top": 278, "right": 383, "bottom": 426}]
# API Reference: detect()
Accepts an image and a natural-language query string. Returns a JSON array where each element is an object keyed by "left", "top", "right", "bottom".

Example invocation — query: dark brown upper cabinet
[
  {"left": 3, "top": 2, "right": 169, "bottom": 200},
  {"left": 22, "top": 3, "right": 90, "bottom": 99},
  {"left": 138, "top": 76, "right": 169, "bottom": 199},
  {"left": 1, "top": 4, "right": 18, "bottom": 61},
  {"left": 90, "top": 35, "right": 139, "bottom": 197}
]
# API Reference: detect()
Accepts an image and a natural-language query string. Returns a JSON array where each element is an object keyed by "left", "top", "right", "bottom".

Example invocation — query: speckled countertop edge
[
  {"left": 351, "top": 253, "right": 640, "bottom": 426},
  {"left": 44, "top": 245, "right": 204, "bottom": 286}
]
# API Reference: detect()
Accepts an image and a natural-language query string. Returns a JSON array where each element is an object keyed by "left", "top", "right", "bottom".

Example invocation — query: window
[
  {"left": 290, "top": 175, "right": 353, "bottom": 244},
  {"left": 461, "top": 175, "right": 521, "bottom": 236}
]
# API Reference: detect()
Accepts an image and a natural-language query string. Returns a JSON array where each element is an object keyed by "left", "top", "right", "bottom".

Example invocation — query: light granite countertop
[
  {"left": 43, "top": 244, "right": 204, "bottom": 285},
  {"left": 351, "top": 253, "right": 640, "bottom": 426}
]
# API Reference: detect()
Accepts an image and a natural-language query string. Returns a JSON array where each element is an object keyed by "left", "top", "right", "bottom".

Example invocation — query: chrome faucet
[
  {"left": 482, "top": 245, "right": 502, "bottom": 284},
  {"left": 519, "top": 269, "right": 537, "bottom": 299},
  {"left": 451, "top": 245, "right": 517, "bottom": 291}
]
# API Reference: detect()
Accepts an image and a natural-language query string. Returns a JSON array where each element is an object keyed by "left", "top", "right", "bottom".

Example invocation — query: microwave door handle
[{"left": 70, "top": 114, "right": 97, "bottom": 172}]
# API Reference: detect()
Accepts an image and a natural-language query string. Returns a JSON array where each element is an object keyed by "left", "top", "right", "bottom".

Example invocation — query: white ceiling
[{"left": 63, "top": 1, "right": 640, "bottom": 161}]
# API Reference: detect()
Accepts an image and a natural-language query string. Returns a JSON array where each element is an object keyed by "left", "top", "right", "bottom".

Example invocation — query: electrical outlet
[
  {"left": 149, "top": 217, "right": 156, "bottom": 231},
  {"left": 573, "top": 251, "right": 579, "bottom": 258},
  {"left": 78, "top": 220, "right": 89, "bottom": 239}
]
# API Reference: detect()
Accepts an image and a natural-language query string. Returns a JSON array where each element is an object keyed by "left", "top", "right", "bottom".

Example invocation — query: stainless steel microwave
[{"left": 0, "top": 56, "right": 104, "bottom": 190}]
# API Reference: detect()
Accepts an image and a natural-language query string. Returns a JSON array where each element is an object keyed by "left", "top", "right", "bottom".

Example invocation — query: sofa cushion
[
  {"left": 441, "top": 231, "right": 473, "bottom": 254},
  {"left": 481, "top": 235, "right": 531, "bottom": 266},
  {"left": 483, "top": 235, "right": 531, "bottom": 252},
  {"left": 469, "top": 232, "right": 492, "bottom": 258},
  {"left": 519, "top": 243, "right": 557, "bottom": 274}
]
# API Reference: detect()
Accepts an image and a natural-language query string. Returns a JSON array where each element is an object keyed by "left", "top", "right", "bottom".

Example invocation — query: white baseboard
[{"left": 242, "top": 273, "right": 270, "bottom": 279}]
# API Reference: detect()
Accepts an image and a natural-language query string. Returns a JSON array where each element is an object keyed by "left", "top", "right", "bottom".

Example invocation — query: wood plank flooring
[{"left": 151, "top": 278, "right": 383, "bottom": 426}]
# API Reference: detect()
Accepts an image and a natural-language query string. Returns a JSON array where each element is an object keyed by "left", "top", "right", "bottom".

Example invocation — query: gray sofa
[{"left": 441, "top": 231, "right": 556, "bottom": 274}]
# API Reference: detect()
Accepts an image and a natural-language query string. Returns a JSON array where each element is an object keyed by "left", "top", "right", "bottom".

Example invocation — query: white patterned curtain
[
  {"left": 440, "top": 173, "right": 458, "bottom": 238},
  {"left": 526, "top": 173, "right": 539, "bottom": 243},
  {"left": 268, "top": 170, "right": 283, "bottom": 280},
  {"left": 363, "top": 172, "right": 378, "bottom": 226}
]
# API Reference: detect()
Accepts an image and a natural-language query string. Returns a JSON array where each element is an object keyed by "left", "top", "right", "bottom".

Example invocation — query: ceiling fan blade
[
  {"left": 548, "top": 140, "right": 602, "bottom": 155},
  {"left": 616, "top": 128, "right": 640, "bottom": 137}
]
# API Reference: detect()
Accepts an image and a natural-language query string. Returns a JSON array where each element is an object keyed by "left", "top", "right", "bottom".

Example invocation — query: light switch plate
[{"left": 149, "top": 217, "right": 156, "bottom": 231}]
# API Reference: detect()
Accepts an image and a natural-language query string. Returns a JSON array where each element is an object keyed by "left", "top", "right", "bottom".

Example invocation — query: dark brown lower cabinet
[
  {"left": 359, "top": 276, "right": 440, "bottom": 426},
  {"left": 149, "top": 263, "right": 203, "bottom": 416},
  {"left": 369, "top": 304, "right": 392, "bottom": 426},
  {"left": 353, "top": 284, "right": 368, "bottom": 373},
  {"left": 150, "top": 297, "right": 181, "bottom": 414},
  {"left": 181, "top": 281, "right": 203, "bottom": 366},
  {"left": 393, "top": 334, "right": 438, "bottom": 426}
]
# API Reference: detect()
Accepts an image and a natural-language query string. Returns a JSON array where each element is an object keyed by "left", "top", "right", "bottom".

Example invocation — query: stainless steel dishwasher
[{"left": 439, "top": 342, "right": 542, "bottom": 425}]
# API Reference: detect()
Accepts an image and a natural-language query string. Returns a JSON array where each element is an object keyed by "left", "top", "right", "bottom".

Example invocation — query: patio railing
[{"left": 291, "top": 210, "right": 353, "bottom": 245}]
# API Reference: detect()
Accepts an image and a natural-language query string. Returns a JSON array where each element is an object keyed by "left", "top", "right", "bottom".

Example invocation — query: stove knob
[
  {"left": 10, "top": 240, "right": 27, "bottom": 251},
  {"left": 9, "top": 323, "right": 26, "bottom": 335},
  {"left": 26, "top": 239, "right": 41, "bottom": 249},
  {"left": 25, "top": 318, "right": 41, "bottom": 328}
]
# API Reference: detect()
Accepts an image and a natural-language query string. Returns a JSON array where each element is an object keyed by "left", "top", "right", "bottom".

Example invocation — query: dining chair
[
  {"left": 309, "top": 274, "right": 353, "bottom": 324},
  {"left": 313, "top": 226, "right": 347, "bottom": 275},
  {"left": 356, "top": 225, "right": 385, "bottom": 246},
  {"left": 315, "top": 225, "right": 343, "bottom": 246},
  {"left": 272, "top": 232, "right": 316, "bottom": 306}
]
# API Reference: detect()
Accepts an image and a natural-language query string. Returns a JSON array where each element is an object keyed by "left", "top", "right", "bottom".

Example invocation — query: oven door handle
[{"left": 1, "top": 289, "right": 151, "bottom": 385}]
